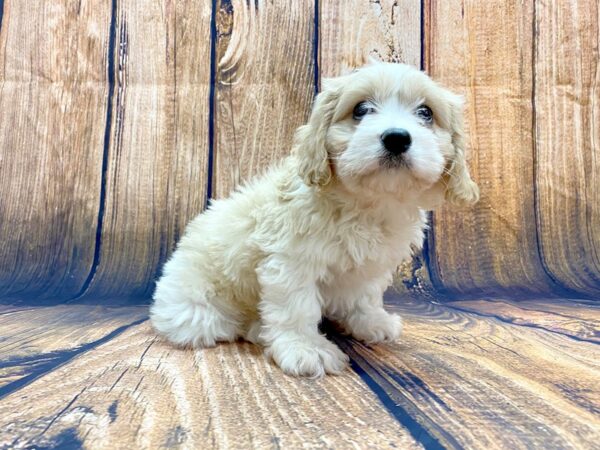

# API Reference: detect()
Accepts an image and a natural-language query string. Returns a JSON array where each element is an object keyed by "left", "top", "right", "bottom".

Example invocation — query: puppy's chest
[{"left": 326, "top": 215, "right": 418, "bottom": 274}]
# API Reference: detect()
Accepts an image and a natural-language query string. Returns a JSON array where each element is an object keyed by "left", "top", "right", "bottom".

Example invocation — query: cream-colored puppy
[{"left": 150, "top": 62, "right": 479, "bottom": 377}]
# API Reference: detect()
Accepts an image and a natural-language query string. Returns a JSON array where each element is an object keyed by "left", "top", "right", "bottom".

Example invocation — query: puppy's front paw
[
  {"left": 347, "top": 310, "right": 403, "bottom": 344},
  {"left": 267, "top": 335, "right": 349, "bottom": 378}
]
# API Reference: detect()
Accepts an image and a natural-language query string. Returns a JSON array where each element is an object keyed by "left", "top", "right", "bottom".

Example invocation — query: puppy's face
[
  {"left": 294, "top": 63, "right": 479, "bottom": 207},
  {"left": 329, "top": 65, "right": 451, "bottom": 196}
]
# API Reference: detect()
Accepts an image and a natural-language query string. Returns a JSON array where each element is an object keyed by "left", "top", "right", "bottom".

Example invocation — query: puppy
[{"left": 150, "top": 62, "right": 479, "bottom": 377}]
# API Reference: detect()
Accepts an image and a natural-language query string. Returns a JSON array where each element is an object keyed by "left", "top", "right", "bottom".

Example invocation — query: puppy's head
[{"left": 293, "top": 62, "right": 479, "bottom": 207}]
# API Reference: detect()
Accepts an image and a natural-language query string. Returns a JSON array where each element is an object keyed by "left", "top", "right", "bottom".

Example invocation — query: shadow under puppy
[{"left": 150, "top": 62, "right": 479, "bottom": 377}]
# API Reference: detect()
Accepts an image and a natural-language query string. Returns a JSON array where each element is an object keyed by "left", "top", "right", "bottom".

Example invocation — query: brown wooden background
[{"left": 0, "top": 0, "right": 598, "bottom": 304}]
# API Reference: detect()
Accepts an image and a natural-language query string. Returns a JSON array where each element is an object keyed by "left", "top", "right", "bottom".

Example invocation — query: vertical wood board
[
  {"left": 0, "top": 0, "right": 110, "bottom": 299},
  {"left": 534, "top": 0, "right": 600, "bottom": 295},
  {"left": 320, "top": 0, "right": 425, "bottom": 292},
  {"left": 319, "top": 0, "right": 421, "bottom": 75},
  {"left": 212, "top": 0, "right": 315, "bottom": 198},
  {"left": 80, "top": 0, "right": 212, "bottom": 300},
  {"left": 425, "top": 0, "right": 557, "bottom": 297}
]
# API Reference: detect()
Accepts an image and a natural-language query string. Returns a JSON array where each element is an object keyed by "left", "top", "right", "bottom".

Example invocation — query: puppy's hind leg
[
  {"left": 336, "top": 280, "right": 402, "bottom": 344},
  {"left": 242, "top": 320, "right": 264, "bottom": 345},
  {"left": 150, "top": 261, "right": 240, "bottom": 348}
]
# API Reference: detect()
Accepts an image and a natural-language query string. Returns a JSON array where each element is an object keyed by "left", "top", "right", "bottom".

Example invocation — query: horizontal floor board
[
  {"left": 0, "top": 317, "right": 417, "bottom": 449},
  {"left": 1, "top": 296, "right": 598, "bottom": 449},
  {"left": 0, "top": 305, "right": 148, "bottom": 395},
  {"left": 336, "top": 294, "right": 600, "bottom": 449},
  {"left": 446, "top": 298, "right": 600, "bottom": 343}
]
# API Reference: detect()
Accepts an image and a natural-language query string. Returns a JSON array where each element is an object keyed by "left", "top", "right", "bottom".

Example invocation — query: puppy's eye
[
  {"left": 416, "top": 105, "right": 433, "bottom": 124},
  {"left": 353, "top": 102, "right": 375, "bottom": 120}
]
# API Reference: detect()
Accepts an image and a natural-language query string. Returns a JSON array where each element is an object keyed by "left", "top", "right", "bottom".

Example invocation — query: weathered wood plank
[
  {"left": 334, "top": 294, "right": 600, "bottom": 449},
  {"left": 534, "top": 0, "right": 600, "bottom": 296},
  {"left": 78, "top": 1, "right": 212, "bottom": 300},
  {"left": 319, "top": 0, "right": 421, "bottom": 74},
  {"left": 0, "top": 0, "right": 110, "bottom": 299},
  {"left": 0, "top": 305, "right": 147, "bottom": 395},
  {"left": 319, "top": 0, "right": 425, "bottom": 293},
  {"left": 447, "top": 298, "right": 600, "bottom": 343},
  {"left": 0, "top": 321, "right": 419, "bottom": 449},
  {"left": 424, "top": 1, "right": 557, "bottom": 297},
  {"left": 2, "top": 298, "right": 599, "bottom": 448},
  {"left": 212, "top": 0, "right": 315, "bottom": 198}
]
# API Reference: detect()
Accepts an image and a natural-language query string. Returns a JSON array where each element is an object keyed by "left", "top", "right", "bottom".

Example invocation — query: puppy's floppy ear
[
  {"left": 293, "top": 79, "right": 341, "bottom": 187},
  {"left": 443, "top": 95, "right": 480, "bottom": 206}
]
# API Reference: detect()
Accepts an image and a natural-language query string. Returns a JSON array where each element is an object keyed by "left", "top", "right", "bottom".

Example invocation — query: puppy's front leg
[{"left": 257, "top": 257, "right": 349, "bottom": 377}]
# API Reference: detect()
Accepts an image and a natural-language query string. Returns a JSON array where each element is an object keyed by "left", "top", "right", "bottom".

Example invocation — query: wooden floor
[{"left": 1, "top": 294, "right": 599, "bottom": 450}]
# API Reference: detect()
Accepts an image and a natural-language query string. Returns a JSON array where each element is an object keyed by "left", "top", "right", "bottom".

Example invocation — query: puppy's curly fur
[{"left": 150, "top": 62, "right": 479, "bottom": 377}]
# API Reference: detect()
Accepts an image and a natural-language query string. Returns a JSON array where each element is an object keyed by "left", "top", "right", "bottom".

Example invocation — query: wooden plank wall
[
  {"left": 425, "top": 1, "right": 552, "bottom": 296},
  {"left": 212, "top": 0, "right": 315, "bottom": 198},
  {"left": 534, "top": 0, "right": 600, "bottom": 294},
  {"left": 0, "top": 1, "right": 110, "bottom": 300},
  {"left": 425, "top": 0, "right": 600, "bottom": 298},
  {"left": 80, "top": 0, "right": 212, "bottom": 300},
  {"left": 0, "top": 0, "right": 598, "bottom": 303}
]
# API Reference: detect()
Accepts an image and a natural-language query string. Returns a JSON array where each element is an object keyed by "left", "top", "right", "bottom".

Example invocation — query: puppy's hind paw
[{"left": 348, "top": 311, "right": 403, "bottom": 344}]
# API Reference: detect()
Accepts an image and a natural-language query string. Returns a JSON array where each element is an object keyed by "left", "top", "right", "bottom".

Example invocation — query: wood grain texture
[
  {"left": 0, "top": 305, "right": 147, "bottom": 395},
  {"left": 334, "top": 294, "right": 600, "bottom": 449},
  {"left": 0, "top": 319, "right": 419, "bottom": 449},
  {"left": 212, "top": 0, "right": 315, "bottom": 198},
  {"left": 319, "top": 0, "right": 421, "bottom": 75},
  {"left": 1, "top": 0, "right": 597, "bottom": 303},
  {"left": 424, "top": 0, "right": 561, "bottom": 297},
  {"left": 534, "top": 0, "right": 600, "bottom": 296},
  {"left": 447, "top": 298, "right": 600, "bottom": 343},
  {"left": 2, "top": 298, "right": 599, "bottom": 449},
  {"left": 319, "top": 0, "right": 426, "bottom": 292},
  {"left": 0, "top": 0, "right": 110, "bottom": 299},
  {"left": 78, "top": 1, "right": 212, "bottom": 300}
]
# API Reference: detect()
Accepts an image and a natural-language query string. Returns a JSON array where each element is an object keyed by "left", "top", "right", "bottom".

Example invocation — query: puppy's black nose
[{"left": 381, "top": 128, "right": 412, "bottom": 154}]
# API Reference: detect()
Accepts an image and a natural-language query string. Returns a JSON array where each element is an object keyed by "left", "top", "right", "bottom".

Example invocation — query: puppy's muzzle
[{"left": 381, "top": 128, "right": 412, "bottom": 155}]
